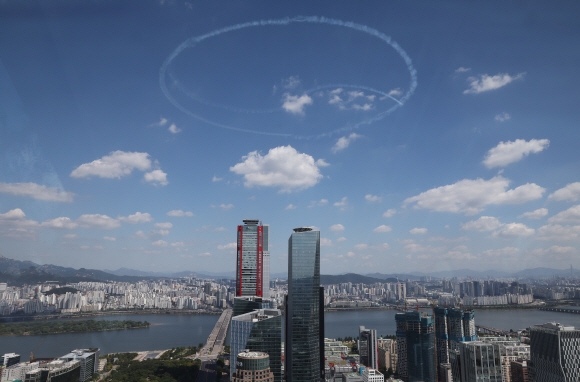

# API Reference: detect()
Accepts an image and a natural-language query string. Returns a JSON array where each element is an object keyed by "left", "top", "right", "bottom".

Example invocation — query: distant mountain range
[{"left": 1, "top": 254, "right": 578, "bottom": 286}]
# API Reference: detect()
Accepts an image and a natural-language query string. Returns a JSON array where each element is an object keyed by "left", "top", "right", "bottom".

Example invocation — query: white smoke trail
[{"left": 159, "top": 16, "right": 417, "bottom": 139}]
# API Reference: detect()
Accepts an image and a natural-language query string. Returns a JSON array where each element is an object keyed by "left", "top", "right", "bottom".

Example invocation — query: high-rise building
[
  {"left": 59, "top": 349, "right": 99, "bottom": 382},
  {"left": 377, "top": 338, "right": 397, "bottom": 374},
  {"left": 232, "top": 351, "right": 275, "bottom": 382},
  {"left": 233, "top": 296, "right": 272, "bottom": 317},
  {"left": 529, "top": 322, "right": 580, "bottom": 382},
  {"left": 459, "top": 341, "right": 502, "bottom": 382},
  {"left": 230, "top": 309, "right": 282, "bottom": 382},
  {"left": 434, "top": 307, "right": 476, "bottom": 379},
  {"left": 395, "top": 311, "right": 436, "bottom": 382},
  {"left": 359, "top": 326, "right": 378, "bottom": 370},
  {"left": 1, "top": 353, "right": 20, "bottom": 368},
  {"left": 236, "top": 219, "right": 270, "bottom": 298},
  {"left": 285, "top": 227, "right": 322, "bottom": 382}
]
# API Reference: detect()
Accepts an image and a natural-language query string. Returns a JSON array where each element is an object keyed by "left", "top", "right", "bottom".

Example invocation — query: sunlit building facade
[{"left": 236, "top": 220, "right": 270, "bottom": 298}]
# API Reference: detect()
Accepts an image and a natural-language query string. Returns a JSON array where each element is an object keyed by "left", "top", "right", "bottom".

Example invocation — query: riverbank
[
  {"left": 0, "top": 319, "right": 150, "bottom": 336},
  {"left": 0, "top": 308, "right": 222, "bottom": 323}
]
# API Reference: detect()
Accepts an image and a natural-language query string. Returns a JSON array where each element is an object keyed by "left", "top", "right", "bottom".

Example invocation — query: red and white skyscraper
[{"left": 236, "top": 219, "right": 270, "bottom": 298}]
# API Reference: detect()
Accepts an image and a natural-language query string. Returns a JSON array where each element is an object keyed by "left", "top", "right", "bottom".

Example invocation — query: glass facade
[
  {"left": 230, "top": 309, "right": 282, "bottom": 382},
  {"left": 285, "top": 228, "right": 321, "bottom": 382},
  {"left": 395, "top": 311, "right": 436, "bottom": 382}
]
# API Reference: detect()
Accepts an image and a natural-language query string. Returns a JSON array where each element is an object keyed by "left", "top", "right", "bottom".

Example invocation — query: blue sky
[{"left": 1, "top": 1, "right": 580, "bottom": 275}]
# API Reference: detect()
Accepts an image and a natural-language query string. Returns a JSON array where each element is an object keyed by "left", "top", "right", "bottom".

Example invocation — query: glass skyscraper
[
  {"left": 236, "top": 219, "right": 270, "bottom": 298},
  {"left": 285, "top": 227, "right": 321, "bottom": 382},
  {"left": 395, "top": 311, "right": 436, "bottom": 382},
  {"left": 230, "top": 309, "right": 282, "bottom": 382}
]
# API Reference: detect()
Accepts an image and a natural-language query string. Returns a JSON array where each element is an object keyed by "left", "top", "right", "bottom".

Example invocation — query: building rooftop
[{"left": 237, "top": 351, "right": 269, "bottom": 360}]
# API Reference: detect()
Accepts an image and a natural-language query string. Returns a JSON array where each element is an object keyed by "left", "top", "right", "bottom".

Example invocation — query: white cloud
[
  {"left": 481, "top": 247, "right": 519, "bottom": 259},
  {"left": 168, "top": 123, "right": 182, "bottom": 134},
  {"left": 151, "top": 117, "right": 168, "bottom": 127},
  {"left": 332, "top": 133, "right": 362, "bottom": 153},
  {"left": 410, "top": 228, "right": 428, "bottom": 235},
  {"left": 531, "top": 246, "right": 577, "bottom": 260},
  {"left": 347, "top": 251, "right": 356, "bottom": 258},
  {"left": 365, "top": 194, "right": 382, "bottom": 203},
  {"left": 404, "top": 176, "right": 545, "bottom": 215},
  {"left": 383, "top": 209, "right": 396, "bottom": 218},
  {"left": 443, "top": 250, "right": 476, "bottom": 260},
  {"left": 198, "top": 252, "right": 212, "bottom": 257},
  {"left": 455, "top": 67, "right": 471, "bottom": 73},
  {"left": 387, "top": 88, "right": 402, "bottom": 97},
  {"left": 104, "top": 236, "right": 116, "bottom": 241},
  {"left": 309, "top": 199, "right": 328, "bottom": 208},
  {"left": 77, "top": 214, "right": 120, "bottom": 230},
  {"left": 152, "top": 240, "right": 168, "bottom": 247},
  {"left": 320, "top": 238, "right": 332, "bottom": 247},
  {"left": 0, "top": 182, "right": 74, "bottom": 203},
  {"left": 520, "top": 208, "right": 548, "bottom": 219},
  {"left": 119, "top": 212, "right": 153, "bottom": 224},
  {"left": 282, "top": 93, "right": 313, "bottom": 114},
  {"left": 483, "top": 139, "right": 549, "bottom": 168},
  {"left": 171, "top": 242, "right": 184, "bottom": 247},
  {"left": 352, "top": 103, "right": 373, "bottom": 111},
  {"left": 334, "top": 197, "right": 348, "bottom": 210},
  {"left": 463, "top": 72, "right": 525, "bottom": 94},
  {"left": 41, "top": 217, "right": 78, "bottom": 230},
  {"left": 461, "top": 216, "right": 503, "bottom": 232},
  {"left": 63, "top": 234, "right": 77, "bottom": 239},
  {"left": 155, "top": 222, "right": 173, "bottom": 230},
  {"left": 230, "top": 146, "right": 326, "bottom": 192},
  {"left": 71, "top": 151, "right": 152, "bottom": 179},
  {"left": 337, "top": 237, "right": 347, "bottom": 242},
  {"left": 282, "top": 76, "right": 301, "bottom": 89},
  {"left": 285, "top": 204, "right": 297, "bottom": 210},
  {"left": 135, "top": 230, "right": 147, "bottom": 239},
  {"left": 492, "top": 223, "right": 535, "bottom": 238},
  {"left": 167, "top": 210, "right": 194, "bottom": 217},
  {"left": 373, "top": 225, "right": 392, "bottom": 233},
  {"left": 354, "top": 243, "right": 368, "bottom": 251},
  {"left": 212, "top": 176, "right": 223, "bottom": 182},
  {"left": 330, "top": 224, "right": 345, "bottom": 232},
  {"left": 218, "top": 242, "right": 237, "bottom": 250},
  {"left": 494, "top": 112, "right": 511, "bottom": 122},
  {"left": 549, "top": 182, "right": 580, "bottom": 202},
  {"left": 537, "top": 224, "right": 580, "bottom": 241},
  {"left": 144, "top": 169, "right": 168, "bottom": 186},
  {"left": 548, "top": 205, "right": 580, "bottom": 224},
  {"left": 219, "top": 204, "right": 234, "bottom": 210}
]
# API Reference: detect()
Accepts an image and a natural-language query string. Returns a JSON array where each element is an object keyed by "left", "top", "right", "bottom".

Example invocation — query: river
[{"left": 1, "top": 309, "right": 579, "bottom": 358}]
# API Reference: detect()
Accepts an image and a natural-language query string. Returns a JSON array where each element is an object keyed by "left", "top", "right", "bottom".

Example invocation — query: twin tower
[{"left": 233, "top": 219, "right": 324, "bottom": 382}]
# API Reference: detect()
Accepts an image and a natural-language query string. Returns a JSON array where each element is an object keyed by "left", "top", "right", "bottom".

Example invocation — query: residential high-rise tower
[
  {"left": 236, "top": 219, "right": 270, "bottom": 298},
  {"left": 359, "top": 326, "right": 378, "bottom": 371},
  {"left": 285, "top": 227, "right": 322, "bottom": 382},
  {"left": 395, "top": 311, "right": 436, "bottom": 382}
]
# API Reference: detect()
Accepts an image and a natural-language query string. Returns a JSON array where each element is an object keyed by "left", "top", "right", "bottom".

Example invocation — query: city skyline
[{"left": 1, "top": 2, "right": 580, "bottom": 275}]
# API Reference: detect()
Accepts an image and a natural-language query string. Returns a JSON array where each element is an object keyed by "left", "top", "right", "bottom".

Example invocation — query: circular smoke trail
[{"left": 159, "top": 16, "right": 417, "bottom": 139}]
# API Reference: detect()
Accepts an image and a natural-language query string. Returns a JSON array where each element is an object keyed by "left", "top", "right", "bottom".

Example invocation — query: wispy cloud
[
  {"left": 282, "top": 93, "right": 313, "bottom": 114},
  {"left": 365, "top": 194, "right": 381, "bottom": 203},
  {"left": 0, "top": 182, "right": 74, "bottom": 203},
  {"left": 494, "top": 112, "right": 511, "bottom": 122},
  {"left": 330, "top": 224, "right": 345, "bottom": 232},
  {"left": 332, "top": 133, "right": 362, "bottom": 153},
  {"left": 464, "top": 72, "right": 525, "bottom": 94},
  {"left": 333, "top": 197, "right": 348, "bottom": 210},
  {"left": 167, "top": 210, "right": 194, "bottom": 217},
  {"left": 373, "top": 225, "right": 392, "bottom": 233},
  {"left": 483, "top": 139, "right": 549, "bottom": 168},
  {"left": 118, "top": 212, "right": 153, "bottom": 224},
  {"left": 404, "top": 176, "right": 545, "bottom": 215},
  {"left": 285, "top": 204, "right": 297, "bottom": 210},
  {"left": 520, "top": 208, "right": 548, "bottom": 220},
  {"left": 168, "top": 123, "right": 182, "bottom": 134},
  {"left": 549, "top": 182, "right": 580, "bottom": 202},
  {"left": 455, "top": 67, "right": 471, "bottom": 73},
  {"left": 383, "top": 209, "right": 396, "bottom": 218}
]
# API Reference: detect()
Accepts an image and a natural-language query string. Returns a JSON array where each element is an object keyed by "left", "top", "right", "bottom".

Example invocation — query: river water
[{"left": 1, "top": 309, "right": 579, "bottom": 358}]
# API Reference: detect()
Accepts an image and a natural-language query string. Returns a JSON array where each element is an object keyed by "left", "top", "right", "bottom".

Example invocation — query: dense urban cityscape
[
  {"left": 2, "top": 219, "right": 580, "bottom": 381},
  {"left": 2, "top": 1, "right": 580, "bottom": 382}
]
